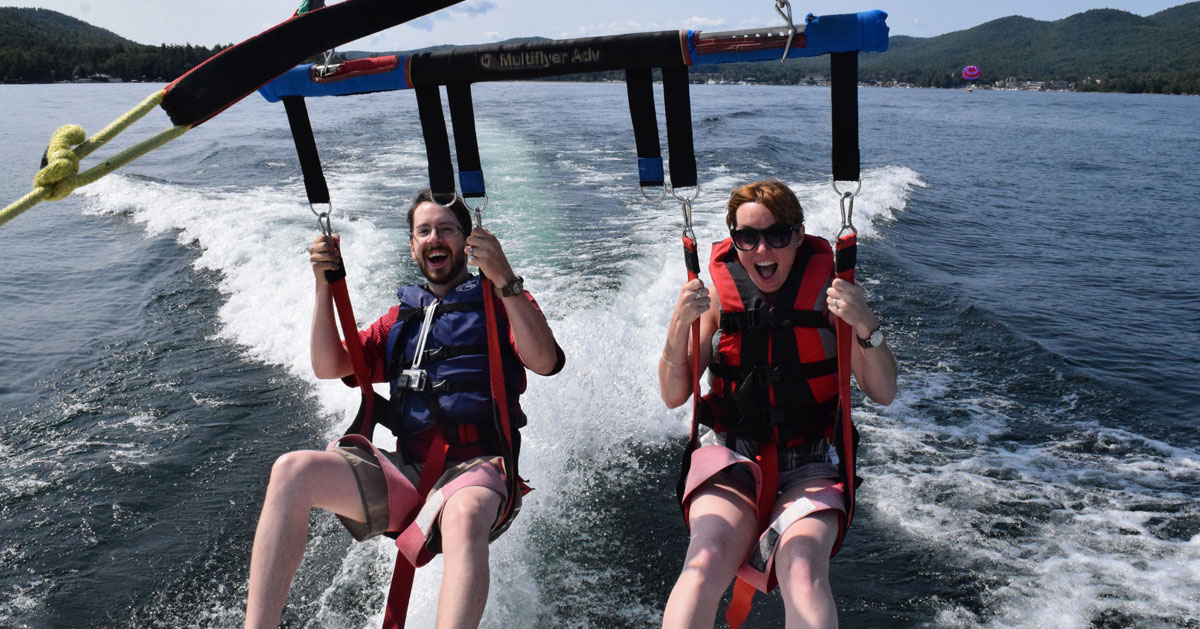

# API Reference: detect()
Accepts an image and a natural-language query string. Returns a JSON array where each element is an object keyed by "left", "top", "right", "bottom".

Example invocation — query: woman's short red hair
[{"left": 725, "top": 180, "right": 804, "bottom": 228}]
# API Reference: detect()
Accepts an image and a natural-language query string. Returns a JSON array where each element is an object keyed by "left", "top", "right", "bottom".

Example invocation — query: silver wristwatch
[
  {"left": 497, "top": 275, "right": 524, "bottom": 297},
  {"left": 857, "top": 327, "right": 884, "bottom": 349}
]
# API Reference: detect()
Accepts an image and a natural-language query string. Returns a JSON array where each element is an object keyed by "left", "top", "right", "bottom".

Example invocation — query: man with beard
[{"left": 244, "top": 190, "right": 564, "bottom": 629}]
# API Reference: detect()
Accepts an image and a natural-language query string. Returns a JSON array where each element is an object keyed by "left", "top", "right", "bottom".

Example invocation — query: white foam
[{"left": 870, "top": 363, "right": 1200, "bottom": 626}]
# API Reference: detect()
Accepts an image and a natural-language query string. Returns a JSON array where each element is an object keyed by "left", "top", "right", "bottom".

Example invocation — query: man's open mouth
[{"left": 426, "top": 248, "right": 451, "bottom": 267}]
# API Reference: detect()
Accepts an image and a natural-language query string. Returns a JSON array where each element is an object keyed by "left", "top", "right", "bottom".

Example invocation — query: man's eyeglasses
[
  {"left": 730, "top": 223, "right": 800, "bottom": 251},
  {"left": 412, "top": 223, "right": 464, "bottom": 240}
]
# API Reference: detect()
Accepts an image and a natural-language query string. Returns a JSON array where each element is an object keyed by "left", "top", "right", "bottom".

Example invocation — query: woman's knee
[
  {"left": 776, "top": 533, "right": 831, "bottom": 589},
  {"left": 439, "top": 488, "right": 501, "bottom": 545}
]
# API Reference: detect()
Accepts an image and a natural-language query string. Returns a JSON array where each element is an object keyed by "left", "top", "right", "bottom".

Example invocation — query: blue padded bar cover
[{"left": 259, "top": 61, "right": 410, "bottom": 102}]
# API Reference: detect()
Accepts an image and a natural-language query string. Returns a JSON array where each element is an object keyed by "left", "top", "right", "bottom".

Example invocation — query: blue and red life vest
[{"left": 700, "top": 234, "right": 839, "bottom": 446}]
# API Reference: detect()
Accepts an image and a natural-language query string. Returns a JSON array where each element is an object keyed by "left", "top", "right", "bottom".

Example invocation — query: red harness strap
[
  {"left": 330, "top": 277, "right": 376, "bottom": 437},
  {"left": 382, "top": 430, "right": 449, "bottom": 629},
  {"left": 683, "top": 233, "right": 702, "bottom": 447},
  {"left": 832, "top": 230, "right": 857, "bottom": 553}
]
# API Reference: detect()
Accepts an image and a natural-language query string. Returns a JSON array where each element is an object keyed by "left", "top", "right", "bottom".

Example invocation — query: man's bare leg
[
  {"left": 434, "top": 486, "right": 503, "bottom": 629},
  {"left": 245, "top": 450, "right": 365, "bottom": 629}
]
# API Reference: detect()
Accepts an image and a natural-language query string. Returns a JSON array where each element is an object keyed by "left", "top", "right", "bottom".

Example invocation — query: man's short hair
[{"left": 407, "top": 189, "right": 473, "bottom": 236}]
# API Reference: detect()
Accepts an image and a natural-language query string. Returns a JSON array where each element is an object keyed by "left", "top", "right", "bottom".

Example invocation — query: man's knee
[
  {"left": 267, "top": 450, "right": 326, "bottom": 496},
  {"left": 439, "top": 488, "right": 501, "bottom": 545}
]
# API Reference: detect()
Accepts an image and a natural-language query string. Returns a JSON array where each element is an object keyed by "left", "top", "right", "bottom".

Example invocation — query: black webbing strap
[
  {"left": 446, "top": 83, "right": 485, "bottom": 198},
  {"left": 415, "top": 85, "right": 457, "bottom": 199},
  {"left": 661, "top": 65, "right": 697, "bottom": 189},
  {"left": 281, "top": 96, "right": 331, "bottom": 205},
  {"left": 830, "top": 52, "right": 860, "bottom": 182},
  {"left": 624, "top": 67, "right": 664, "bottom": 188}
]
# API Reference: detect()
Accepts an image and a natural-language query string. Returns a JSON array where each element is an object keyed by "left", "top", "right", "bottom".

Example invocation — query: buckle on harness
[
  {"left": 396, "top": 368, "right": 427, "bottom": 391},
  {"left": 752, "top": 365, "right": 784, "bottom": 386}
]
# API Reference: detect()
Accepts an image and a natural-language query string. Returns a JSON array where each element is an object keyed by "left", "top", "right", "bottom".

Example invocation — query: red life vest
[{"left": 700, "top": 234, "right": 839, "bottom": 446}]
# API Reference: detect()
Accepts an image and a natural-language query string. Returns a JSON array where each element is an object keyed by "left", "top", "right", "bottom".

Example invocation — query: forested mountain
[
  {"left": 0, "top": 7, "right": 225, "bottom": 82},
  {"left": 688, "top": 3, "right": 1200, "bottom": 93},
  {"left": 2, "top": 3, "right": 1199, "bottom": 93}
]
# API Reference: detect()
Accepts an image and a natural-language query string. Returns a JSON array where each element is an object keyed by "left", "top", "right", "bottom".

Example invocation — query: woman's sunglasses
[{"left": 730, "top": 223, "right": 800, "bottom": 251}]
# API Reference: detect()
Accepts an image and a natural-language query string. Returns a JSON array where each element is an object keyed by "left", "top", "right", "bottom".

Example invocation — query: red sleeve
[
  {"left": 342, "top": 306, "right": 398, "bottom": 386},
  {"left": 499, "top": 291, "right": 566, "bottom": 375}
]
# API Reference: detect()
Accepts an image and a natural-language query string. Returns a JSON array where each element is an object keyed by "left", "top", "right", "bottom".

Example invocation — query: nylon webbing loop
[
  {"left": 415, "top": 85, "right": 456, "bottom": 200},
  {"left": 661, "top": 65, "right": 697, "bottom": 190},
  {"left": 281, "top": 96, "right": 331, "bottom": 205},
  {"left": 830, "top": 52, "right": 860, "bottom": 182},
  {"left": 625, "top": 67, "right": 665, "bottom": 189},
  {"left": 446, "top": 83, "right": 485, "bottom": 198}
]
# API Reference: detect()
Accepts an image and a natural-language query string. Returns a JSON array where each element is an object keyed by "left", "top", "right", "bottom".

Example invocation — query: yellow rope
[{"left": 1, "top": 90, "right": 190, "bottom": 228}]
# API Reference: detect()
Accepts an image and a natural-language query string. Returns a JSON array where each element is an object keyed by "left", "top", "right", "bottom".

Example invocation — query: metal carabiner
[
  {"left": 775, "top": 0, "right": 796, "bottom": 62},
  {"left": 833, "top": 180, "right": 861, "bottom": 239},
  {"left": 464, "top": 194, "right": 489, "bottom": 228},
  {"left": 679, "top": 196, "right": 697, "bottom": 244},
  {"left": 310, "top": 201, "right": 334, "bottom": 237}
]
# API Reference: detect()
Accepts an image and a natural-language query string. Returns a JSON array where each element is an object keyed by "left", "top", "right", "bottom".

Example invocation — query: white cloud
[{"left": 682, "top": 16, "right": 726, "bottom": 30}]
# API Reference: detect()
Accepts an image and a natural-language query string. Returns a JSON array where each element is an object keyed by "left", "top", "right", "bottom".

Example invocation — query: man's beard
[{"left": 418, "top": 245, "right": 467, "bottom": 285}]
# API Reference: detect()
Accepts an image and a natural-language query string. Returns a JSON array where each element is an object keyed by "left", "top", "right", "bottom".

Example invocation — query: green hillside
[
  {"left": 689, "top": 3, "right": 1200, "bottom": 93},
  {"left": 1, "top": 4, "right": 1198, "bottom": 93},
  {"left": 0, "top": 7, "right": 225, "bottom": 82}
]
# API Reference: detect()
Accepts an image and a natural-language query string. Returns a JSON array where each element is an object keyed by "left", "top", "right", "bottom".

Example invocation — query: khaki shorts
[{"left": 333, "top": 445, "right": 506, "bottom": 548}]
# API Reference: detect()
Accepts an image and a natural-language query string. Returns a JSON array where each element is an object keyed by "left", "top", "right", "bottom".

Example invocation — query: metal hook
[
  {"left": 310, "top": 201, "right": 334, "bottom": 237},
  {"left": 775, "top": 0, "right": 796, "bottom": 62},
  {"left": 680, "top": 198, "right": 697, "bottom": 244},
  {"left": 833, "top": 180, "right": 861, "bottom": 239},
  {"left": 465, "top": 194, "right": 489, "bottom": 229}
]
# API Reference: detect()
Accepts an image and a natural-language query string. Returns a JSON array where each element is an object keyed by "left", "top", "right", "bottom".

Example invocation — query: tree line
[{"left": 0, "top": 42, "right": 227, "bottom": 83}]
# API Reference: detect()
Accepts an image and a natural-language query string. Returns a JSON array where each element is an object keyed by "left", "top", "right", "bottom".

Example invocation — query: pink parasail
[{"left": 962, "top": 65, "right": 981, "bottom": 81}]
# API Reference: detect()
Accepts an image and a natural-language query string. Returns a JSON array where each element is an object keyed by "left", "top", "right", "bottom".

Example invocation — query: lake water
[{"left": 1, "top": 81, "right": 1197, "bottom": 628}]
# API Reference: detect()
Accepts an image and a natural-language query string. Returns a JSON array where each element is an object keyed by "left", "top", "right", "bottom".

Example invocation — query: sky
[{"left": 7, "top": 0, "right": 1189, "bottom": 50}]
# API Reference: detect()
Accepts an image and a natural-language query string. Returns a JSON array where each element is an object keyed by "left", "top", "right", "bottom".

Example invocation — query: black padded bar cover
[
  {"left": 407, "top": 31, "right": 688, "bottom": 87},
  {"left": 161, "top": 0, "right": 463, "bottom": 127},
  {"left": 661, "top": 65, "right": 697, "bottom": 190},
  {"left": 624, "top": 67, "right": 664, "bottom": 187},
  {"left": 446, "top": 83, "right": 485, "bottom": 198},
  {"left": 281, "top": 96, "right": 331, "bottom": 205},
  {"left": 830, "top": 52, "right": 860, "bottom": 182},
  {"left": 415, "top": 86, "right": 457, "bottom": 198}
]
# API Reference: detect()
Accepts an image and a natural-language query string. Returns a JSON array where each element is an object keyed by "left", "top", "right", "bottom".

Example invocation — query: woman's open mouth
[{"left": 754, "top": 261, "right": 778, "bottom": 280}]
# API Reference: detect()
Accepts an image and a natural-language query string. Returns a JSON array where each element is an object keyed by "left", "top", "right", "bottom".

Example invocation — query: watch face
[{"left": 869, "top": 329, "right": 884, "bottom": 347}]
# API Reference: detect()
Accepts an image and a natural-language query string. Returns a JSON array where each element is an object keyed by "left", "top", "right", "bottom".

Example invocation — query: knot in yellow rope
[{"left": 33, "top": 124, "right": 88, "bottom": 201}]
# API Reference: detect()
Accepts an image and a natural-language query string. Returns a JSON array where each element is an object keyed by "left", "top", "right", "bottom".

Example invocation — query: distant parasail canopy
[{"left": 962, "top": 65, "right": 981, "bottom": 81}]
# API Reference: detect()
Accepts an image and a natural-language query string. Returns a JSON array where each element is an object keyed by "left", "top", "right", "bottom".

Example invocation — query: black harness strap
[
  {"left": 281, "top": 96, "right": 331, "bottom": 206},
  {"left": 624, "top": 66, "right": 664, "bottom": 189},
  {"left": 830, "top": 52, "right": 860, "bottom": 182},
  {"left": 415, "top": 85, "right": 457, "bottom": 199},
  {"left": 446, "top": 83, "right": 486, "bottom": 198},
  {"left": 661, "top": 65, "right": 697, "bottom": 190}
]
